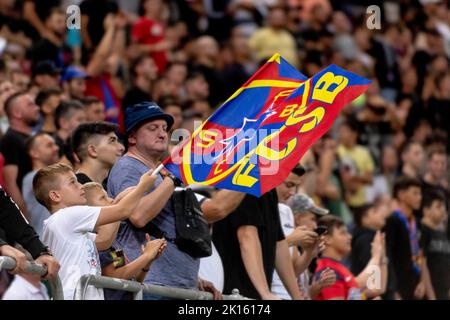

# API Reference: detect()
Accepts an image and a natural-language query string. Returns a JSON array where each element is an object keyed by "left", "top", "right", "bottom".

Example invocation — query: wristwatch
[
  {"left": 38, "top": 249, "right": 53, "bottom": 257},
  {"left": 161, "top": 169, "right": 183, "bottom": 187}
]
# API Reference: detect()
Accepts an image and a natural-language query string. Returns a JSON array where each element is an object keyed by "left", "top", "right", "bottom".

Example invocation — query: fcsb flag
[{"left": 164, "top": 54, "right": 371, "bottom": 196}]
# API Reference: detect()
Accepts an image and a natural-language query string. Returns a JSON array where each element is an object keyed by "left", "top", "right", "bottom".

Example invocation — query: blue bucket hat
[{"left": 125, "top": 101, "right": 174, "bottom": 134}]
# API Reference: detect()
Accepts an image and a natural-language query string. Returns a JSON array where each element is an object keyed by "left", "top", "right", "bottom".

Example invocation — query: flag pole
[{"left": 152, "top": 163, "right": 164, "bottom": 176}]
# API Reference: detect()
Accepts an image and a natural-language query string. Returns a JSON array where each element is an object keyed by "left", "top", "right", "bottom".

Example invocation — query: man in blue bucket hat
[{"left": 107, "top": 101, "right": 245, "bottom": 299}]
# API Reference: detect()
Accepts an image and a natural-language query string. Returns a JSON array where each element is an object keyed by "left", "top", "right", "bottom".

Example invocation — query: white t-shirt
[
  {"left": 271, "top": 203, "right": 296, "bottom": 300},
  {"left": 2, "top": 275, "right": 49, "bottom": 300},
  {"left": 42, "top": 205, "right": 103, "bottom": 300},
  {"left": 199, "top": 241, "right": 224, "bottom": 292}
]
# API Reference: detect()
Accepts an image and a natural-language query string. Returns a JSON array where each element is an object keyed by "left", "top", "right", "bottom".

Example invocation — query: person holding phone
[
  {"left": 271, "top": 169, "right": 330, "bottom": 299},
  {"left": 286, "top": 193, "right": 335, "bottom": 299}
]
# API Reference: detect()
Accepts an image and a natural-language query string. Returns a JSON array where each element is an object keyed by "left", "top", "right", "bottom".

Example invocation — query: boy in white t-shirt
[{"left": 33, "top": 163, "right": 157, "bottom": 300}]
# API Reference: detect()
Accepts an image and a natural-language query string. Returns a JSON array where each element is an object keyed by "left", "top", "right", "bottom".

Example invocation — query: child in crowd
[
  {"left": 33, "top": 163, "right": 157, "bottom": 300},
  {"left": 83, "top": 182, "right": 167, "bottom": 300}
]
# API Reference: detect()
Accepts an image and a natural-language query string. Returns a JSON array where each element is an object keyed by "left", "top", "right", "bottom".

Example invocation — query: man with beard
[
  {"left": 0, "top": 91, "right": 40, "bottom": 218},
  {"left": 22, "top": 133, "right": 60, "bottom": 237}
]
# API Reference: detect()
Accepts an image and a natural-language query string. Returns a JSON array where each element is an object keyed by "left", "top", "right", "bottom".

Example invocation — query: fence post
[{"left": 0, "top": 256, "right": 64, "bottom": 300}]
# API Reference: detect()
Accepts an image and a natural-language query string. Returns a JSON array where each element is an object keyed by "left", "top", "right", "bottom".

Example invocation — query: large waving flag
[{"left": 164, "top": 54, "right": 371, "bottom": 196}]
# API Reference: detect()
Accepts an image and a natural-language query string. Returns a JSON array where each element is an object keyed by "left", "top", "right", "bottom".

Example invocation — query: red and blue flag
[{"left": 164, "top": 54, "right": 371, "bottom": 196}]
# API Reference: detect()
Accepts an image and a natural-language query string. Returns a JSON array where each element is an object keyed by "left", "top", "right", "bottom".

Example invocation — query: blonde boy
[{"left": 33, "top": 163, "right": 156, "bottom": 300}]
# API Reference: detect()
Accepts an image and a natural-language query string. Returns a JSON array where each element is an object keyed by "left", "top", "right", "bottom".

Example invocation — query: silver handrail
[
  {"left": 74, "top": 274, "right": 251, "bottom": 300},
  {"left": 0, "top": 256, "right": 64, "bottom": 300}
]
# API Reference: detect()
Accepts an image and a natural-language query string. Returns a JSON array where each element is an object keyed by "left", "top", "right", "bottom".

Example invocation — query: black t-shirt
[
  {"left": 351, "top": 227, "right": 376, "bottom": 276},
  {"left": 383, "top": 213, "right": 421, "bottom": 300},
  {"left": 0, "top": 128, "right": 32, "bottom": 190},
  {"left": 121, "top": 86, "right": 151, "bottom": 113},
  {"left": 212, "top": 189, "right": 284, "bottom": 299},
  {"left": 421, "top": 180, "right": 450, "bottom": 239},
  {"left": 420, "top": 224, "right": 450, "bottom": 299},
  {"left": 76, "top": 173, "right": 93, "bottom": 184},
  {"left": 28, "top": 38, "right": 72, "bottom": 69}
]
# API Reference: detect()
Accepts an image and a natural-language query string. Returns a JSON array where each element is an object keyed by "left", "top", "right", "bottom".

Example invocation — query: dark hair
[
  {"left": 292, "top": 164, "right": 306, "bottom": 177},
  {"left": 422, "top": 190, "right": 446, "bottom": 211},
  {"left": 81, "top": 96, "right": 102, "bottom": 107},
  {"left": 186, "top": 71, "right": 205, "bottom": 82},
  {"left": 4, "top": 90, "right": 27, "bottom": 118},
  {"left": 400, "top": 139, "right": 421, "bottom": 156},
  {"left": 393, "top": 176, "right": 421, "bottom": 199},
  {"left": 424, "top": 130, "right": 448, "bottom": 150},
  {"left": 341, "top": 117, "right": 360, "bottom": 133},
  {"left": 71, "top": 121, "right": 118, "bottom": 162},
  {"left": 182, "top": 98, "right": 209, "bottom": 111},
  {"left": 353, "top": 196, "right": 387, "bottom": 227},
  {"left": 25, "top": 132, "right": 53, "bottom": 154},
  {"left": 158, "top": 95, "right": 180, "bottom": 109},
  {"left": 35, "top": 88, "right": 62, "bottom": 107},
  {"left": 54, "top": 100, "right": 84, "bottom": 130},
  {"left": 427, "top": 146, "right": 447, "bottom": 161},
  {"left": 318, "top": 215, "right": 345, "bottom": 236},
  {"left": 130, "top": 54, "right": 154, "bottom": 79},
  {"left": 353, "top": 204, "right": 372, "bottom": 227}
]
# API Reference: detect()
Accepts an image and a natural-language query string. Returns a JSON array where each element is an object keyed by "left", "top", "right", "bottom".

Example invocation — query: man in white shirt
[{"left": 271, "top": 166, "right": 321, "bottom": 299}]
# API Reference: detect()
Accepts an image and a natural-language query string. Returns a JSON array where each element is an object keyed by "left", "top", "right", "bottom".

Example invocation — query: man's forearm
[
  {"left": 275, "top": 240, "right": 302, "bottom": 299},
  {"left": 293, "top": 249, "right": 315, "bottom": 276},
  {"left": 129, "top": 178, "right": 174, "bottom": 228},
  {"left": 422, "top": 261, "right": 436, "bottom": 299},
  {"left": 202, "top": 190, "right": 245, "bottom": 223},
  {"left": 95, "top": 222, "right": 120, "bottom": 251},
  {"left": 237, "top": 226, "right": 272, "bottom": 298}
]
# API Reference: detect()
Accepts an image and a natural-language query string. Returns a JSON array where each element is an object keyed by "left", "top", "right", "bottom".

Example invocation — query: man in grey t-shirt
[
  {"left": 22, "top": 133, "right": 59, "bottom": 237},
  {"left": 108, "top": 101, "right": 245, "bottom": 299}
]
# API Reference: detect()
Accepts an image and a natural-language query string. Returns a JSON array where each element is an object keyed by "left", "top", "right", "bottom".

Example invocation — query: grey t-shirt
[{"left": 107, "top": 155, "right": 199, "bottom": 289}]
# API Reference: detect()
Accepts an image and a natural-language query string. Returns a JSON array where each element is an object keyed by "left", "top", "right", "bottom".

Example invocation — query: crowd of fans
[{"left": 0, "top": 0, "right": 449, "bottom": 300}]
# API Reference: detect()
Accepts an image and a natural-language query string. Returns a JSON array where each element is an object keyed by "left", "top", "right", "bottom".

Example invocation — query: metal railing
[
  {"left": 74, "top": 274, "right": 251, "bottom": 300},
  {"left": 0, "top": 256, "right": 64, "bottom": 300}
]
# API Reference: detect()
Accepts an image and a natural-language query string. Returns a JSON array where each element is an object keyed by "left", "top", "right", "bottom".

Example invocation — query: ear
[
  {"left": 87, "top": 144, "right": 98, "bottom": 158},
  {"left": 128, "top": 132, "right": 137, "bottom": 146},
  {"left": 29, "top": 149, "right": 39, "bottom": 161},
  {"left": 41, "top": 103, "right": 51, "bottom": 115},
  {"left": 48, "top": 190, "right": 61, "bottom": 204},
  {"left": 323, "top": 233, "right": 332, "bottom": 246}
]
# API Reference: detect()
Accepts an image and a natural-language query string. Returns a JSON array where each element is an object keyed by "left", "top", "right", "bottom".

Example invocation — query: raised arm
[
  {"left": 95, "top": 170, "right": 157, "bottom": 229},
  {"left": 128, "top": 177, "right": 175, "bottom": 228}
]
